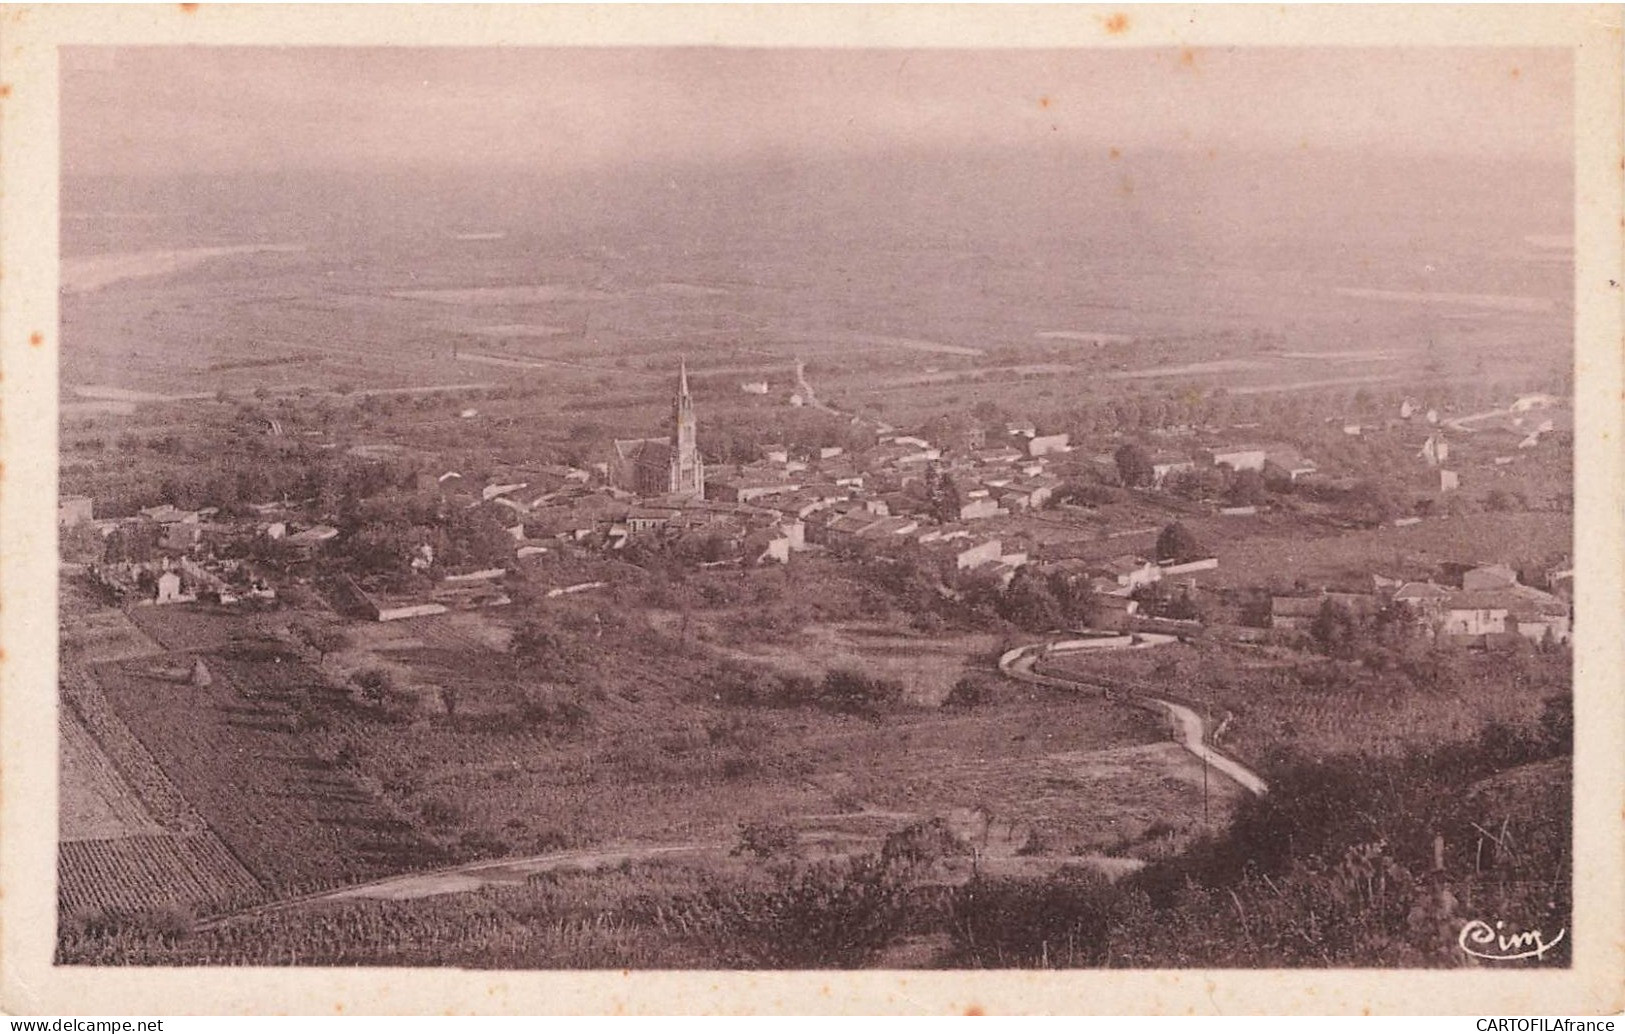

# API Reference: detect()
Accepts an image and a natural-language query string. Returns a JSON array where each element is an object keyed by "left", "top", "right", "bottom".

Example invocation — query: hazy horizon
[{"left": 64, "top": 46, "right": 1573, "bottom": 180}]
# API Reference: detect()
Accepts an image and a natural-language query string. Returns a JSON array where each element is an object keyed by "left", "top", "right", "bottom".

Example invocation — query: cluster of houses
[
  {"left": 86, "top": 555, "right": 278, "bottom": 608},
  {"left": 62, "top": 496, "right": 321, "bottom": 606},
  {"left": 1271, "top": 561, "right": 1572, "bottom": 647}
]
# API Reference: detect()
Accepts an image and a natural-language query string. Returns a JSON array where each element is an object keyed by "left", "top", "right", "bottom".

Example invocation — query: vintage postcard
[{"left": 1, "top": 3, "right": 1621, "bottom": 1016}]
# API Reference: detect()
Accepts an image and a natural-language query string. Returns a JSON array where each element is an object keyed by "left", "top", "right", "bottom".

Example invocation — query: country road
[{"left": 999, "top": 640, "right": 1268, "bottom": 797}]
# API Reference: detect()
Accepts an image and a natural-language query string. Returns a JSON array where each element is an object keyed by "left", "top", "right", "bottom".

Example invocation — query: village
[{"left": 59, "top": 360, "right": 1572, "bottom": 656}]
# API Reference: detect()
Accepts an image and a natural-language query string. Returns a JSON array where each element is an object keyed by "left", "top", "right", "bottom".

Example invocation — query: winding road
[{"left": 999, "top": 640, "right": 1268, "bottom": 797}]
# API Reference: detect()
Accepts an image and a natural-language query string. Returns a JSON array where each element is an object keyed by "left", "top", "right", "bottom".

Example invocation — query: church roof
[{"left": 613, "top": 437, "right": 672, "bottom": 464}]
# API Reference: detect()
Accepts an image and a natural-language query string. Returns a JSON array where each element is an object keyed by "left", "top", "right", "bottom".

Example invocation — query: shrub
[
  {"left": 881, "top": 817, "right": 972, "bottom": 872},
  {"left": 947, "top": 870, "right": 1116, "bottom": 967},
  {"left": 818, "top": 668, "right": 903, "bottom": 715},
  {"left": 944, "top": 673, "right": 998, "bottom": 710},
  {"left": 352, "top": 667, "right": 395, "bottom": 705},
  {"left": 689, "top": 856, "right": 912, "bottom": 967},
  {"left": 733, "top": 820, "right": 801, "bottom": 861}
]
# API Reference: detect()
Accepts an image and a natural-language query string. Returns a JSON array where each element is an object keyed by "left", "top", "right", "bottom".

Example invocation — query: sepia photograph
[{"left": 3, "top": 2, "right": 1622, "bottom": 1017}]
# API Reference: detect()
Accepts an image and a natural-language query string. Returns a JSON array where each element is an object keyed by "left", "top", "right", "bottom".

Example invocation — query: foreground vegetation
[{"left": 58, "top": 692, "right": 1570, "bottom": 967}]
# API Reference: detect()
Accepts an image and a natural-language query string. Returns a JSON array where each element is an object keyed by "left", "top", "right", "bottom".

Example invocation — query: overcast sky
[{"left": 62, "top": 46, "right": 1572, "bottom": 178}]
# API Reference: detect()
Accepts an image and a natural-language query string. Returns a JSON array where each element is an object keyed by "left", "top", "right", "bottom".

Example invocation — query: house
[
  {"left": 1439, "top": 469, "right": 1460, "bottom": 492},
  {"left": 1462, "top": 564, "right": 1517, "bottom": 592},
  {"left": 1159, "top": 556, "right": 1219, "bottom": 580},
  {"left": 1005, "top": 420, "right": 1037, "bottom": 439},
  {"left": 1390, "top": 582, "right": 1453, "bottom": 628},
  {"left": 707, "top": 477, "right": 802, "bottom": 504},
  {"left": 154, "top": 570, "right": 192, "bottom": 605},
  {"left": 1092, "top": 555, "right": 1162, "bottom": 592},
  {"left": 1439, "top": 592, "right": 1513, "bottom": 637},
  {"left": 1271, "top": 591, "right": 1383, "bottom": 631},
  {"left": 760, "top": 444, "right": 790, "bottom": 464},
  {"left": 59, "top": 495, "right": 94, "bottom": 528},
  {"left": 139, "top": 504, "right": 198, "bottom": 525},
  {"left": 1028, "top": 433, "right": 1070, "bottom": 457},
  {"left": 1013, "top": 477, "right": 1059, "bottom": 509},
  {"left": 974, "top": 445, "right": 1026, "bottom": 466},
  {"left": 1149, "top": 452, "right": 1196, "bottom": 488},
  {"left": 957, "top": 497, "right": 1004, "bottom": 521},
  {"left": 819, "top": 511, "right": 915, "bottom": 550},
  {"left": 1092, "top": 594, "right": 1140, "bottom": 631},
  {"left": 933, "top": 536, "right": 1003, "bottom": 572},
  {"left": 1262, "top": 447, "right": 1317, "bottom": 481},
  {"left": 626, "top": 508, "right": 679, "bottom": 534},
  {"left": 739, "top": 380, "right": 770, "bottom": 395},
  {"left": 1445, "top": 581, "right": 1563, "bottom": 642},
  {"left": 757, "top": 533, "right": 792, "bottom": 564},
  {"left": 1208, "top": 446, "right": 1268, "bottom": 473},
  {"left": 161, "top": 522, "right": 204, "bottom": 553}
]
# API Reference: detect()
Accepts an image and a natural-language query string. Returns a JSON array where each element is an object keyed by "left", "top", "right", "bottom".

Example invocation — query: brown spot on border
[
  {"left": 1103, "top": 12, "right": 1129, "bottom": 34},
  {"left": 965, "top": 1005, "right": 985, "bottom": 1016},
  {"left": 29, "top": 331, "right": 43, "bottom": 347},
  {"left": 179, "top": 2, "right": 199, "bottom": 11}
]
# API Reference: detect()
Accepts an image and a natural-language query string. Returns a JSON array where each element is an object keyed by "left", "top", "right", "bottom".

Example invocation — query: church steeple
[{"left": 668, "top": 358, "right": 704, "bottom": 500}]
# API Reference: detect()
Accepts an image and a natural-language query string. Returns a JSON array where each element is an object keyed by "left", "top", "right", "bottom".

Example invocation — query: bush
[
  {"left": 881, "top": 818, "right": 971, "bottom": 871},
  {"left": 733, "top": 820, "right": 801, "bottom": 861},
  {"left": 352, "top": 667, "right": 395, "bottom": 705},
  {"left": 818, "top": 668, "right": 903, "bottom": 715},
  {"left": 943, "top": 673, "right": 999, "bottom": 710},
  {"left": 688, "top": 856, "right": 912, "bottom": 967},
  {"left": 948, "top": 870, "right": 1116, "bottom": 967}
]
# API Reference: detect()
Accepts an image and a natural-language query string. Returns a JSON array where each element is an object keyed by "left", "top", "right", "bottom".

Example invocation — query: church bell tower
[{"left": 669, "top": 359, "right": 704, "bottom": 499}]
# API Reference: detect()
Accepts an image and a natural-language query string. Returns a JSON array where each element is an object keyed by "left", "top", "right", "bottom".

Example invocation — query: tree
[
  {"left": 1155, "top": 522, "right": 1203, "bottom": 564},
  {"left": 1114, "top": 443, "right": 1154, "bottom": 488},
  {"left": 1228, "top": 468, "right": 1268, "bottom": 507},
  {"left": 1000, "top": 567, "right": 1064, "bottom": 631},
  {"left": 1309, "top": 599, "right": 1360, "bottom": 659}
]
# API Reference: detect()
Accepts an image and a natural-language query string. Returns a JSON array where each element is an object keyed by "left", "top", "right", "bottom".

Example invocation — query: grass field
[
  {"left": 1036, "top": 637, "right": 1568, "bottom": 765},
  {"left": 1189, "top": 511, "right": 1571, "bottom": 591}
]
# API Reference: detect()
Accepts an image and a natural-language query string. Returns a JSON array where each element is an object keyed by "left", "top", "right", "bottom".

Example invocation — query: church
[{"left": 611, "top": 360, "right": 705, "bottom": 500}]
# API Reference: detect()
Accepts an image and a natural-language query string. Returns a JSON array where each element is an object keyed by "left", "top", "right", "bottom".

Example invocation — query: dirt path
[
  {"left": 999, "top": 640, "right": 1268, "bottom": 797},
  {"left": 195, "top": 842, "right": 726, "bottom": 928}
]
